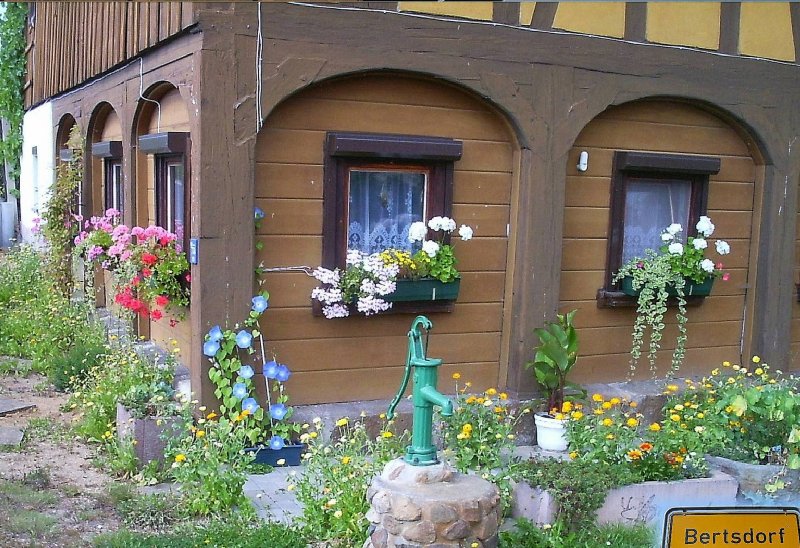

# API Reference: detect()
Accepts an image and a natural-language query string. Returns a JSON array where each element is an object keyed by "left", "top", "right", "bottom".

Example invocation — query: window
[
  {"left": 138, "top": 132, "right": 189, "bottom": 251},
  {"left": 599, "top": 151, "right": 720, "bottom": 304},
  {"left": 323, "top": 132, "right": 462, "bottom": 269},
  {"left": 104, "top": 159, "right": 123, "bottom": 213}
]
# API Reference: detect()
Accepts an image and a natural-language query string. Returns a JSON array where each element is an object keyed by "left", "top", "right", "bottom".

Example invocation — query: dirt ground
[{"left": 0, "top": 363, "right": 124, "bottom": 547}]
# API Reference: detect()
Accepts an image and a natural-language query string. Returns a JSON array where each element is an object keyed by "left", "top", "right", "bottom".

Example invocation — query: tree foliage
[{"left": 0, "top": 2, "right": 27, "bottom": 199}]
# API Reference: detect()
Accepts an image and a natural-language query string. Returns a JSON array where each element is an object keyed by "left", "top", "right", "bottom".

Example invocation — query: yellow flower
[
  {"left": 602, "top": 418, "right": 613, "bottom": 427},
  {"left": 341, "top": 456, "right": 351, "bottom": 465},
  {"left": 206, "top": 412, "right": 217, "bottom": 420},
  {"left": 462, "top": 423, "right": 473, "bottom": 433},
  {"left": 571, "top": 411, "right": 584, "bottom": 420},
  {"left": 554, "top": 412, "right": 565, "bottom": 420},
  {"left": 175, "top": 454, "right": 186, "bottom": 463},
  {"left": 752, "top": 355, "right": 761, "bottom": 363},
  {"left": 593, "top": 408, "right": 605, "bottom": 415},
  {"left": 309, "top": 431, "right": 318, "bottom": 439},
  {"left": 326, "top": 498, "right": 337, "bottom": 508},
  {"left": 465, "top": 382, "right": 472, "bottom": 388},
  {"left": 711, "top": 368, "right": 720, "bottom": 376},
  {"left": 674, "top": 404, "right": 684, "bottom": 411},
  {"left": 494, "top": 407, "right": 504, "bottom": 414},
  {"left": 336, "top": 418, "right": 348, "bottom": 427},
  {"left": 609, "top": 397, "right": 621, "bottom": 405},
  {"left": 722, "top": 361, "right": 731, "bottom": 367},
  {"left": 499, "top": 392, "right": 508, "bottom": 401},
  {"left": 697, "top": 413, "right": 705, "bottom": 419},
  {"left": 334, "top": 510, "right": 343, "bottom": 518},
  {"left": 452, "top": 372, "right": 461, "bottom": 380},
  {"left": 605, "top": 433, "right": 615, "bottom": 440},
  {"left": 666, "top": 384, "right": 679, "bottom": 392},
  {"left": 592, "top": 393, "right": 604, "bottom": 402},
  {"left": 627, "top": 449, "right": 643, "bottom": 460},
  {"left": 569, "top": 451, "right": 578, "bottom": 459},
  {"left": 629, "top": 402, "right": 637, "bottom": 408},
  {"left": 601, "top": 401, "right": 612, "bottom": 410},
  {"left": 626, "top": 418, "right": 638, "bottom": 427},
  {"left": 755, "top": 368, "right": 764, "bottom": 375},
  {"left": 466, "top": 396, "right": 477, "bottom": 404},
  {"left": 670, "top": 414, "right": 681, "bottom": 422},
  {"left": 196, "top": 430, "right": 206, "bottom": 438},
  {"left": 486, "top": 388, "right": 497, "bottom": 396},
  {"left": 476, "top": 397, "right": 485, "bottom": 405},
  {"left": 561, "top": 401, "right": 573, "bottom": 413}
]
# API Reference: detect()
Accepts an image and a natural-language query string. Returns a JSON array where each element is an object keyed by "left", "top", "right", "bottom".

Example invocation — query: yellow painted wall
[
  {"left": 740, "top": 3, "right": 795, "bottom": 62},
  {"left": 647, "top": 3, "right": 721, "bottom": 50},
  {"left": 520, "top": 2, "right": 535, "bottom": 26},
  {"left": 553, "top": 2, "right": 625, "bottom": 39},
  {"left": 398, "top": 2, "right": 493, "bottom": 22},
  {"left": 99, "top": 110, "right": 122, "bottom": 142}
]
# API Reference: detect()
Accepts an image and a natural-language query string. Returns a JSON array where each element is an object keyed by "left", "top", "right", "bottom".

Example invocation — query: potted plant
[
  {"left": 525, "top": 309, "right": 583, "bottom": 451},
  {"left": 203, "top": 292, "right": 302, "bottom": 465},
  {"left": 613, "top": 216, "right": 731, "bottom": 378},
  {"left": 310, "top": 216, "right": 473, "bottom": 318}
]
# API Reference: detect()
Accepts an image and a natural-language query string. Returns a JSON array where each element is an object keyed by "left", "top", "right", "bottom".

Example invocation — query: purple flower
[
  {"left": 203, "top": 340, "right": 220, "bottom": 357},
  {"left": 270, "top": 403, "right": 287, "bottom": 420},
  {"left": 275, "top": 364, "right": 291, "bottom": 382},
  {"left": 242, "top": 398, "right": 260, "bottom": 414},
  {"left": 233, "top": 383, "right": 248, "bottom": 399},
  {"left": 636, "top": 262, "right": 644, "bottom": 269},
  {"left": 268, "top": 435, "right": 285, "bottom": 451},
  {"left": 254, "top": 207, "right": 265, "bottom": 220},
  {"left": 239, "top": 365, "right": 254, "bottom": 380},
  {"left": 263, "top": 360, "right": 279, "bottom": 379},
  {"left": 251, "top": 295, "right": 269, "bottom": 314},
  {"left": 235, "top": 330, "right": 253, "bottom": 349},
  {"left": 208, "top": 325, "right": 223, "bottom": 342}
]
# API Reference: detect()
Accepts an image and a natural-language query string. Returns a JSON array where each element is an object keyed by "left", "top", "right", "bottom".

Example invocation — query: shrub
[{"left": 47, "top": 341, "right": 106, "bottom": 391}]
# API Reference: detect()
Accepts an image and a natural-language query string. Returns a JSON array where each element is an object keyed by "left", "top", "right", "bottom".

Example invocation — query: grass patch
[
  {"left": 116, "top": 492, "right": 183, "bottom": 530},
  {"left": 500, "top": 518, "right": 654, "bottom": 547},
  {"left": 0, "top": 478, "right": 57, "bottom": 506},
  {"left": 7, "top": 509, "right": 58, "bottom": 537},
  {"left": 0, "top": 357, "right": 32, "bottom": 376},
  {"left": 23, "top": 417, "right": 74, "bottom": 447},
  {"left": 0, "top": 475, "right": 59, "bottom": 542},
  {"left": 93, "top": 519, "right": 307, "bottom": 547}
]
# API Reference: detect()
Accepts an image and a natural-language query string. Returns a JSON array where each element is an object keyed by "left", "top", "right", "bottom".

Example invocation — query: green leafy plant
[
  {"left": 46, "top": 341, "right": 106, "bottom": 392},
  {"left": 0, "top": 2, "right": 26, "bottom": 199},
  {"left": 499, "top": 517, "right": 654, "bottom": 548},
  {"left": 291, "top": 415, "right": 407, "bottom": 545},
  {"left": 407, "top": 216, "right": 473, "bottom": 283},
  {"left": 116, "top": 492, "right": 183, "bottom": 530},
  {"left": 613, "top": 216, "right": 731, "bottom": 377},
  {"left": 526, "top": 310, "right": 583, "bottom": 413}
]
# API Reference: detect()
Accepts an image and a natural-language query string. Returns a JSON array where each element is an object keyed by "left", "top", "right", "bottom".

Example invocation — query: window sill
[{"left": 595, "top": 289, "right": 707, "bottom": 309}]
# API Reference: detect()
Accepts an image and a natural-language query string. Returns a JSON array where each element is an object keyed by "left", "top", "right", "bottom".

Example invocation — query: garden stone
[
  {"left": 391, "top": 494, "right": 421, "bottom": 521},
  {"left": 402, "top": 520, "right": 436, "bottom": 544},
  {"left": 0, "top": 426, "right": 24, "bottom": 447},
  {"left": 473, "top": 511, "right": 498, "bottom": 540},
  {"left": 373, "top": 490, "right": 392, "bottom": 513},
  {"left": 442, "top": 519, "right": 470, "bottom": 540},
  {"left": 459, "top": 499, "right": 482, "bottom": 522},
  {"left": 0, "top": 398, "right": 35, "bottom": 416},
  {"left": 424, "top": 503, "right": 457, "bottom": 524},
  {"left": 382, "top": 514, "right": 404, "bottom": 535},
  {"left": 707, "top": 455, "right": 800, "bottom": 496}
]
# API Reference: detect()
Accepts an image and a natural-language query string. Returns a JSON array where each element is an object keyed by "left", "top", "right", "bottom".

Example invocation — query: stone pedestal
[{"left": 364, "top": 458, "right": 500, "bottom": 548}]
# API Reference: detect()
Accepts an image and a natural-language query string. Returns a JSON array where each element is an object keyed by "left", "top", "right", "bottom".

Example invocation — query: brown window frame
[
  {"left": 155, "top": 153, "right": 189, "bottom": 250},
  {"left": 320, "top": 131, "right": 462, "bottom": 315},
  {"left": 103, "top": 158, "right": 123, "bottom": 213},
  {"left": 597, "top": 151, "right": 720, "bottom": 308}
]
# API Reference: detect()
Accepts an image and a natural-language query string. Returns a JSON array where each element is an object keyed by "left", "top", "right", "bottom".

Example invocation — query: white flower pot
[{"left": 534, "top": 412, "right": 567, "bottom": 452}]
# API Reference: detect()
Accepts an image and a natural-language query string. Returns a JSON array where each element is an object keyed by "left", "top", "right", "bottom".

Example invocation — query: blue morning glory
[
  {"left": 232, "top": 382, "right": 248, "bottom": 399},
  {"left": 242, "top": 398, "right": 260, "bottom": 414},
  {"left": 235, "top": 330, "right": 253, "bottom": 349},
  {"left": 239, "top": 365, "right": 254, "bottom": 379},
  {"left": 275, "top": 364, "right": 291, "bottom": 382},
  {"left": 251, "top": 295, "right": 269, "bottom": 314},
  {"left": 270, "top": 403, "right": 287, "bottom": 420},
  {"left": 268, "top": 435, "right": 285, "bottom": 451},
  {"left": 263, "top": 360, "right": 279, "bottom": 379},
  {"left": 208, "top": 325, "right": 223, "bottom": 342},
  {"left": 254, "top": 207, "right": 265, "bottom": 220},
  {"left": 203, "top": 340, "right": 220, "bottom": 357}
]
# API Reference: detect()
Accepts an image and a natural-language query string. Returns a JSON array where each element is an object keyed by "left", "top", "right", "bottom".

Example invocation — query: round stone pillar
[{"left": 364, "top": 459, "right": 501, "bottom": 548}]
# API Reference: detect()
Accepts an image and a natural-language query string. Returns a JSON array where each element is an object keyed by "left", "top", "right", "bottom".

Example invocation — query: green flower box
[
  {"left": 620, "top": 275, "right": 714, "bottom": 297},
  {"left": 386, "top": 278, "right": 461, "bottom": 302}
]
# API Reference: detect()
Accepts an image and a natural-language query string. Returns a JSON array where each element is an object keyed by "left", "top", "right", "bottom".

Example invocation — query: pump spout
[{"left": 419, "top": 385, "right": 453, "bottom": 417}]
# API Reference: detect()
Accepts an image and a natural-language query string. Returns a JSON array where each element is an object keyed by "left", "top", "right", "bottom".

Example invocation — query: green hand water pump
[{"left": 387, "top": 315, "right": 453, "bottom": 466}]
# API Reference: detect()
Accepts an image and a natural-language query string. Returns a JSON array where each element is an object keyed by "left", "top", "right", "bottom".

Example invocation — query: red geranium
[
  {"left": 141, "top": 253, "right": 158, "bottom": 267},
  {"left": 142, "top": 267, "right": 152, "bottom": 278},
  {"left": 155, "top": 295, "right": 170, "bottom": 307},
  {"left": 150, "top": 309, "right": 163, "bottom": 321}
]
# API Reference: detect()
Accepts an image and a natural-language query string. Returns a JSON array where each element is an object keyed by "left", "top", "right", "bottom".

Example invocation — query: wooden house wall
[
  {"left": 254, "top": 75, "right": 515, "bottom": 405},
  {"left": 560, "top": 100, "right": 757, "bottom": 382},
  {"left": 25, "top": 2, "right": 197, "bottom": 108}
]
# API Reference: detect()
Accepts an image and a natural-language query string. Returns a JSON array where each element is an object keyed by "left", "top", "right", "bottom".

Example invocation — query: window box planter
[
  {"left": 386, "top": 278, "right": 461, "bottom": 302},
  {"left": 619, "top": 275, "right": 714, "bottom": 298},
  {"left": 245, "top": 443, "right": 306, "bottom": 467}
]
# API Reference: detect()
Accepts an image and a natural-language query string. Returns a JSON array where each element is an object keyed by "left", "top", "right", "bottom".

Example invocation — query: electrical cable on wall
[
  {"left": 255, "top": 1, "right": 264, "bottom": 133},
  {"left": 138, "top": 58, "right": 162, "bottom": 132}
]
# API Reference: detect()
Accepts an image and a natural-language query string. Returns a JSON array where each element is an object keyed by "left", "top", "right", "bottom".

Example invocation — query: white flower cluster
[
  {"left": 658, "top": 216, "right": 731, "bottom": 276},
  {"left": 408, "top": 216, "right": 473, "bottom": 258},
  {"left": 311, "top": 251, "right": 399, "bottom": 319}
]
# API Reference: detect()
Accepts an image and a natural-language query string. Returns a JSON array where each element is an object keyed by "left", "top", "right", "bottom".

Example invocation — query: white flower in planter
[
  {"left": 715, "top": 240, "right": 731, "bottom": 255},
  {"left": 693, "top": 238, "right": 708, "bottom": 250},
  {"left": 422, "top": 240, "right": 440, "bottom": 258},
  {"left": 459, "top": 224, "right": 473, "bottom": 241},
  {"left": 668, "top": 242, "right": 684, "bottom": 255},
  {"left": 700, "top": 259, "right": 715, "bottom": 273},
  {"left": 661, "top": 232, "right": 674, "bottom": 242},
  {"left": 667, "top": 223, "right": 683, "bottom": 235},
  {"left": 427, "top": 216, "right": 445, "bottom": 231},
  {"left": 408, "top": 221, "right": 427, "bottom": 243},
  {"left": 696, "top": 216, "right": 715, "bottom": 237}
]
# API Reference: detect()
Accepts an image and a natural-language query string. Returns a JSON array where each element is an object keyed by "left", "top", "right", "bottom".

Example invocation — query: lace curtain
[
  {"left": 347, "top": 169, "right": 426, "bottom": 254},
  {"left": 622, "top": 178, "right": 691, "bottom": 263}
]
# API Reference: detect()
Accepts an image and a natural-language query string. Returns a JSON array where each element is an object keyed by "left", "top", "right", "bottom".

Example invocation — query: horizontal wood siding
[
  {"left": 255, "top": 75, "right": 513, "bottom": 404},
  {"left": 26, "top": 2, "right": 197, "bottom": 107},
  {"left": 561, "top": 100, "right": 757, "bottom": 381}
]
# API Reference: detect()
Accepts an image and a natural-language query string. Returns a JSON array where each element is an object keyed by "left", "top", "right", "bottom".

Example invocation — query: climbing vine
[
  {"left": 41, "top": 125, "right": 82, "bottom": 296},
  {"left": 0, "top": 2, "right": 27, "bottom": 199}
]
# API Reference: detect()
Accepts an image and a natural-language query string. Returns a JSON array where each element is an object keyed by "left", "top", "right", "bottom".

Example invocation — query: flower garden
[{"left": 0, "top": 199, "right": 798, "bottom": 547}]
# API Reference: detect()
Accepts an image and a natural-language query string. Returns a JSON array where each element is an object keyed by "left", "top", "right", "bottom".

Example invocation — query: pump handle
[{"left": 387, "top": 316, "right": 432, "bottom": 420}]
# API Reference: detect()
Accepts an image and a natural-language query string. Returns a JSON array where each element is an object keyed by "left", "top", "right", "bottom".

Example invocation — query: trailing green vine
[
  {"left": 41, "top": 125, "right": 82, "bottom": 296},
  {"left": 0, "top": 2, "right": 27, "bottom": 199}
]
